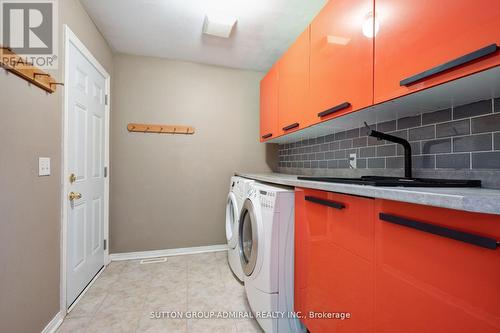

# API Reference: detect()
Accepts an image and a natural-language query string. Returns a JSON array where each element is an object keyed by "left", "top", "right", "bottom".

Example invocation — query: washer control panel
[{"left": 259, "top": 190, "right": 276, "bottom": 210}]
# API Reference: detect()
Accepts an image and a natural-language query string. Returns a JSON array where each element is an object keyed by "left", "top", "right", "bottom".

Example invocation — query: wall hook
[
  {"left": 127, "top": 123, "right": 195, "bottom": 135},
  {"left": 0, "top": 46, "right": 56, "bottom": 93},
  {"left": 33, "top": 72, "right": 50, "bottom": 79}
]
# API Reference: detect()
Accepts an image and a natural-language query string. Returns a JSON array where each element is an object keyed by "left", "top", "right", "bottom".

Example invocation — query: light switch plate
[
  {"left": 349, "top": 153, "right": 357, "bottom": 169},
  {"left": 38, "top": 157, "right": 51, "bottom": 176}
]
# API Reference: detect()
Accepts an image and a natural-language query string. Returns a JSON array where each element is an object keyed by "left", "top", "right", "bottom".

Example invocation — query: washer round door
[
  {"left": 226, "top": 192, "right": 239, "bottom": 247},
  {"left": 239, "top": 198, "right": 261, "bottom": 276}
]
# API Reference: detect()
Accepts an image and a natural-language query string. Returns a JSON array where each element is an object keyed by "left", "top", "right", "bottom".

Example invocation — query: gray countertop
[{"left": 236, "top": 172, "right": 500, "bottom": 216}]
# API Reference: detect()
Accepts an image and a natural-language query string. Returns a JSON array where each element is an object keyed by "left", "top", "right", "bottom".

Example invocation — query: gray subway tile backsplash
[
  {"left": 388, "top": 129, "right": 408, "bottom": 140},
  {"left": 360, "top": 146, "right": 376, "bottom": 158},
  {"left": 334, "top": 150, "right": 347, "bottom": 159},
  {"left": 472, "top": 152, "right": 500, "bottom": 169},
  {"left": 471, "top": 113, "right": 500, "bottom": 134},
  {"left": 335, "top": 131, "right": 346, "bottom": 141},
  {"left": 453, "top": 100, "right": 492, "bottom": 119},
  {"left": 398, "top": 115, "right": 421, "bottom": 129},
  {"left": 277, "top": 98, "right": 500, "bottom": 187},
  {"left": 397, "top": 142, "right": 421, "bottom": 156},
  {"left": 413, "top": 155, "right": 436, "bottom": 169},
  {"left": 368, "top": 158, "right": 385, "bottom": 168},
  {"left": 367, "top": 136, "right": 385, "bottom": 146},
  {"left": 409, "top": 125, "right": 435, "bottom": 141},
  {"left": 376, "top": 144, "right": 397, "bottom": 157},
  {"left": 357, "top": 158, "right": 367, "bottom": 168},
  {"left": 345, "top": 128, "right": 360, "bottom": 139},
  {"left": 422, "top": 108, "right": 452, "bottom": 125},
  {"left": 436, "top": 119, "right": 470, "bottom": 138},
  {"left": 377, "top": 120, "right": 397, "bottom": 132},
  {"left": 453, "top": 134, "right": 492, "bottom": 152},
  {"left": 421, "top": 138, "right": 451, "bottom": 154},
  {"left": 386, "top": 156, "right": 404, "bottom": 169},
  {"left": 353, "top": 137, "right": 368, "bottom": 148},
  {"left": 436, "top": 153, "right": 470, "bottom": 169}
]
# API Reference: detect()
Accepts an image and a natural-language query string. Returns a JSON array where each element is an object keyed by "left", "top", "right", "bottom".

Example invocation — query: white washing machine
[
  {"left": 226, "top": 176, "right": 254, "bottom": 282},
  {"left": 239, "top": 182, "right": 305, "bottom": 333}
]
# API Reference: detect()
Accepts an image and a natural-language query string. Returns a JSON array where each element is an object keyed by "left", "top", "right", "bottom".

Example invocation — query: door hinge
[
  {"left": 103, "top": 239, "right": 107, "bottom": 250},
  {"left": 105, "top": 94, "right": 109, "bottom": 106},
  {"left": 104, "top": 166, "right": 108, "bottom": 178}
]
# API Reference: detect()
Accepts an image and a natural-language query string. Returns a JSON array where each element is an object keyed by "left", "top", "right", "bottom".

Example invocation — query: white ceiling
[{"left": 80, "top": 0, "right": 327, "bottom": 71}]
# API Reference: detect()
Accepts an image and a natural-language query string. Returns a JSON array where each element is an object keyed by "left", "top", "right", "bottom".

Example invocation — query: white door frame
[{"left": 60, "top": 25, "right": 111, "bottom": 314}]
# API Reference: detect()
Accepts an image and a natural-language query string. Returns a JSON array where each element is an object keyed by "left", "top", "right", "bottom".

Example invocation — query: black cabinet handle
[
  {"left": 318, "top": 102, "right": 351, "bottom": 118},
  {"left": 379, "top": 213, "right": 498, "bottom": 250},
  {"left": 400, "top": 43, "right": 498, "bottom": 86},
  {"left": 305, "top": 196, "right": 345, "bottom": 210},
  {"left": 283, "top": 123, "right": 299, "bottom": 131},
  {"left": 261, "top": 133, "right": 273, "bottom": 139}
]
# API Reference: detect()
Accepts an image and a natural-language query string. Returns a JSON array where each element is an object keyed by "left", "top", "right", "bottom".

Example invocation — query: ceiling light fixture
[{"left": 202, "top": 14, "right": 237, "bottom": 38}]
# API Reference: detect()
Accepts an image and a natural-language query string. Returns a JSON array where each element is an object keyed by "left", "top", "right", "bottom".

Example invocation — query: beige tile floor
[{"left": 57, "top": 251, "right": 263, "bottom": 333}]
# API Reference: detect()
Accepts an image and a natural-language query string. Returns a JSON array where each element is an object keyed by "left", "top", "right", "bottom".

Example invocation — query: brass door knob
[
  {"left": 69, "top": 192, "right": 82, "bottom": 201},
  {"left": 69, "top": 173, "right": 77, "bottom": 184}
]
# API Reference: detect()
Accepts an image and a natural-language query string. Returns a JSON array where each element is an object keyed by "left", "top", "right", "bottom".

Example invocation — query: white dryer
[
  {"left": 239, "top": 182, "right": 305, "bottom": 333},
  {"left": 226, "top": 176, "right": 254, "bottom": 282}
]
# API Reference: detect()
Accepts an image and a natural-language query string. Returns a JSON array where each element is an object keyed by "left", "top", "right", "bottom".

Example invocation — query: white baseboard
[
  {"left": 41, "top": 311, "right": 64, "bottom": 333},
  {"left": 109, "top": 244, "right": 228, "bottom": 261}
]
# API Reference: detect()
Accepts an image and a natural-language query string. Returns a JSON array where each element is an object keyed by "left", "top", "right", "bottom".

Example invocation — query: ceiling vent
[{"left": 202, "top": 14, "right": 237, "bottom": 38}]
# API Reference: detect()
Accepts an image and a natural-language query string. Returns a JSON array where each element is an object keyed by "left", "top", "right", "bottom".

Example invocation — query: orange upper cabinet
[
  {"left": 278, "top": 27, "right": 310, "bottom": 135},
  {"left": 374, "top": 0, "right": 500, "bottom": 104},
  {"left": 309, "top": 0, "right": 374, "bottom": 123},
  {"left": 260, "top": 63, "right": 279, "bottom": 142}
]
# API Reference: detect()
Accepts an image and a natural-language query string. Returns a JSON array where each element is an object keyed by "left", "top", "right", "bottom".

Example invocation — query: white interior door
[{"left": 66, "top": 40, "right": 106, "bottom": 306}]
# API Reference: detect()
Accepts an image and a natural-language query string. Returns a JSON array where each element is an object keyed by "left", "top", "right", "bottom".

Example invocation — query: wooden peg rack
[
  {"left": 0, "top": 46, "right": 61, "bottom": 93},
  {"left": 127, "top": 123, "right": 195, "bottom": 135}
]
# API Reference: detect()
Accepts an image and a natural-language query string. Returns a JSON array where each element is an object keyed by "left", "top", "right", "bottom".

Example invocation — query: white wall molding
[
  {"left": 109, "top": 244, "right": 228, "bottom": 261},
  {"left": 40, "top": 311, "right": 63, "bottom": 333}
]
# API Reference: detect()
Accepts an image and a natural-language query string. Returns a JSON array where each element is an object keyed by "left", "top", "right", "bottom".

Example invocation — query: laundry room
[{"left": 1, "top": 0, "right": 500, "bottom": 333}]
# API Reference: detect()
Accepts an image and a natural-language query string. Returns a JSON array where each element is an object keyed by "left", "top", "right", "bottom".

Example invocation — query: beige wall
[
  {"left": 0, "top": 1, "right": 113, "bottom": 332},
  {"left": 110, "top": 54, "right": 276, "bottom": 253}
]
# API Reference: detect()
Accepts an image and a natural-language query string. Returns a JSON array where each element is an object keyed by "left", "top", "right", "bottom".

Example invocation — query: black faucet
[{"left": 364, "top": 122, "right": 412, "bottom": 179}]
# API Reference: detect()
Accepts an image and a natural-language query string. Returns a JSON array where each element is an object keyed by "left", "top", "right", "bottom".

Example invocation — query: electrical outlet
[
  {"left": 38, "top": 157, "right": 51, "bottom": 176},
  {"left": 349, "top": 153, "right": 357, "bottom": 169}
]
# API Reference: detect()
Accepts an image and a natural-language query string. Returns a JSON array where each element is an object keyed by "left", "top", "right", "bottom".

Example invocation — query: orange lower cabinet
[
  {"left": 295, "top": 188, "right": 375, "bottom": 332},
  {"left": 374, "top": 199, "right": 500, "bottom": 332}
]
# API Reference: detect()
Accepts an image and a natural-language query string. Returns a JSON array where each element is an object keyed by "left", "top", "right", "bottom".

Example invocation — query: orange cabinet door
[
  {"left": 375, "top": 199, "right": 500, "bottom": 333},
  {"left": 309, "top": 0, "right": 374, "bottom": 123},
  {"left": 278, "top": 27, "right": 310, "bottom": 135},
  {"left": 374, "top": 0, "right": 500, "bottom": 104},
  {"left": 295, "top": 188, "right": 375, "bottom": 333},
  {"left": 260, "top": 63, "right": 279, "bottom": 142}
]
